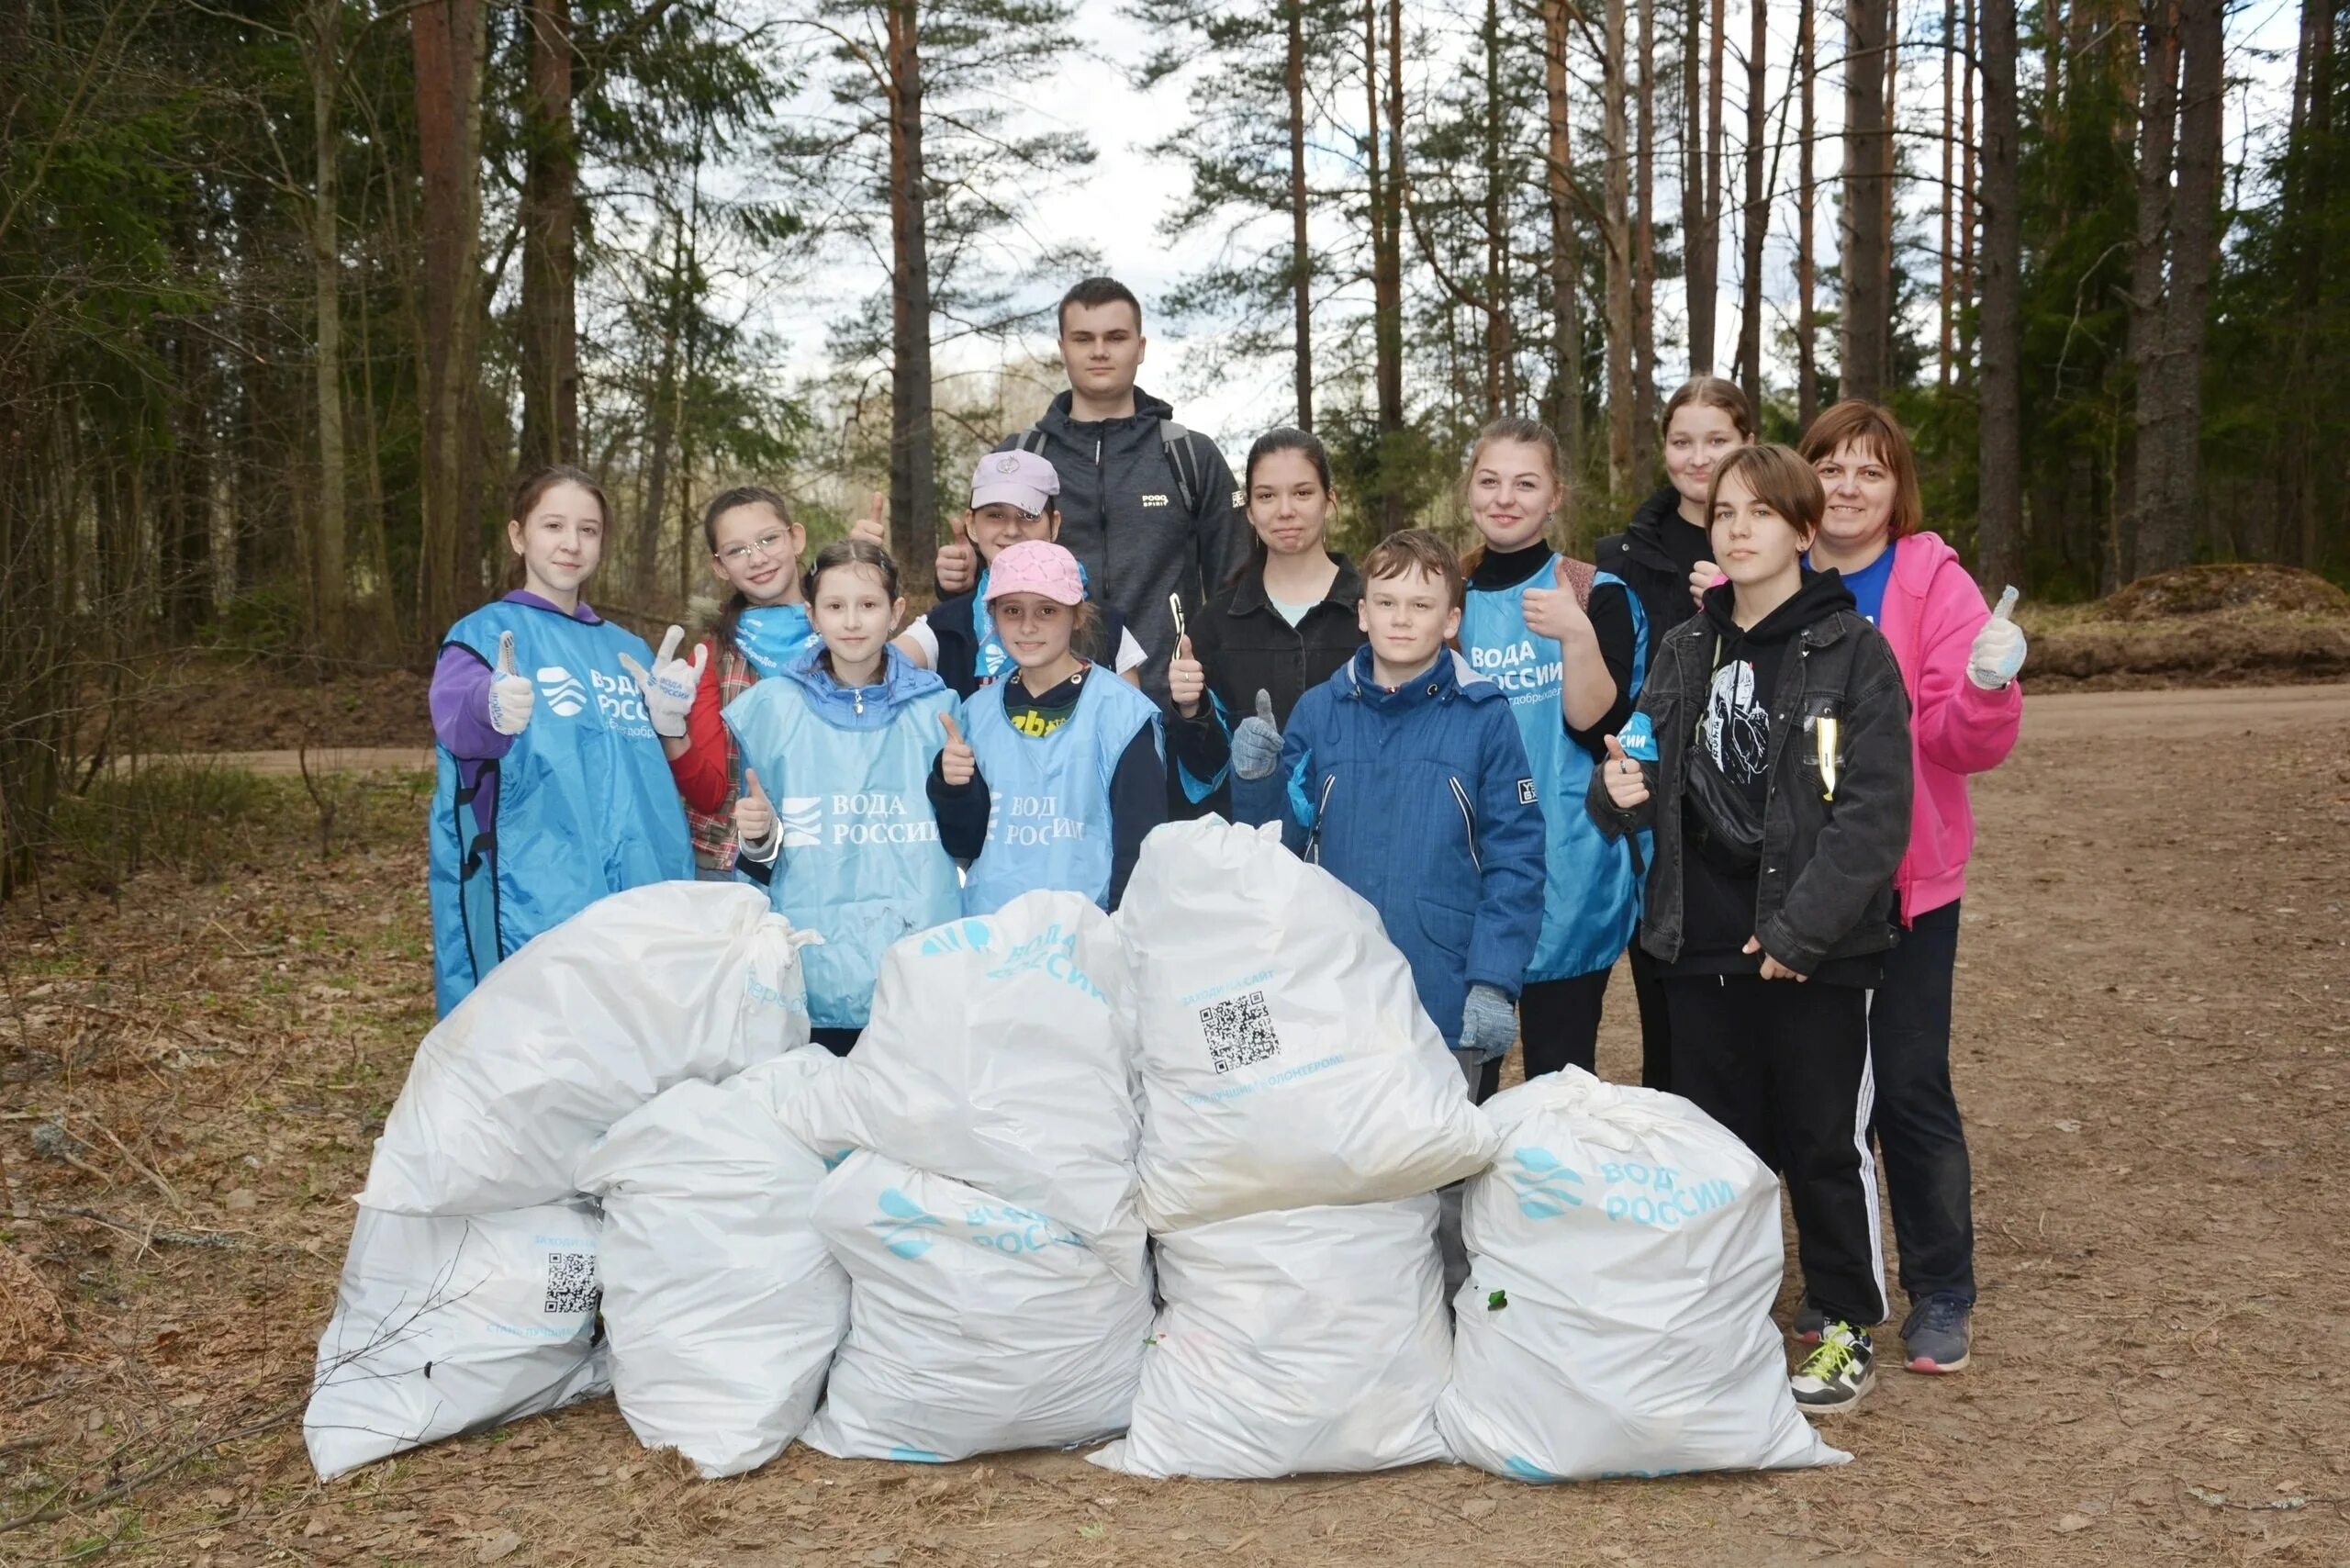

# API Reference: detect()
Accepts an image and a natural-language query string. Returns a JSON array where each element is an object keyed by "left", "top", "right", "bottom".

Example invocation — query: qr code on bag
[
  {"left": 1201, "top": 989, "right": 1281, "bottom": 1074},
  {"left": 543, "top": 1250, "right": 599, "bottom": 1315}
]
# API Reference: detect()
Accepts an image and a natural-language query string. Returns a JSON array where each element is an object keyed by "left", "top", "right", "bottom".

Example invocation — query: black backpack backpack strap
[
  {"left": 1159, "top": 420, "right": 1202, "bottom": 516},
  {"left": 1015, "top": 423, "right": 1049, "bottom": 455}
]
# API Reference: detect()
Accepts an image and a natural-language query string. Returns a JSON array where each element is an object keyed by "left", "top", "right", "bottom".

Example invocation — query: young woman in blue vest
[
  {"left": 1454, "top": 418, "right": 1650, "bottom": 1084},
  {"left": 928, "top": 539, "right": 1166, "bottom": 914},
  {"left": 426, "top": 465, "right": 692, "bottom": 1016},
  {"left": 726, "top": 539, "right": 960, "bottom": 1055}
]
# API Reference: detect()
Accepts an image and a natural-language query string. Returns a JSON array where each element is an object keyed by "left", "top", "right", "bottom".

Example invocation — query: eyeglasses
[{"left": 715, "top": 531, "right": 790, "bottom": 566}]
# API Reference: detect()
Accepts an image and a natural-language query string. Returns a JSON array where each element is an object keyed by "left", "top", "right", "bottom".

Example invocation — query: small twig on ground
[
  {"left": 71, "top": 1115, "right": 184, "bottom": 1212},
  {"left": 0, "top": 1398, "right": 305, "bottom": 1537},
  {"left": 40, "top": 1206, "right": 240, "bottom": 1251}
]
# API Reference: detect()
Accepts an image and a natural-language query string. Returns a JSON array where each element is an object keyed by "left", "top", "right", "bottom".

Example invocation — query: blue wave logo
[
  {"left": 1506, "top": 1146, "right": 1585, "bottom": 1218},
  {"left": 873, "top": 1186, "right": 944, "bottom": 1259}
]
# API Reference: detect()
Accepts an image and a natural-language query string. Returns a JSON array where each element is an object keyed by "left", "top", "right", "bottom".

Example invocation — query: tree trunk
[
  {"left": 2123, "top": 0, "right": 2181, "bottom": 584},
  {"left": 2285, "top": 0, "right": 2333, "bottom": 567},
  {"left": 887, "top": 0, "right": 939, "bottom": 596},
  {"left": 1938, "top": 0, "right": 1954, "bottom": 386},
  {"left": 637, "top": 212, "right": 684, "bottom": 606},
  {"left": 308, "top": 0, "right": 348, "bottom": 655},
  {"left": 1959, "top": 0, "right": 1975, "bottom": 367},
  {"left": 1696, "top": 0, "right": 1724, "bottom": 372},
  {"left": 1287, "top": 0, "right": 1314, "bottom": 431},
  {"left": 1839, "top": 0, "right": 1890, "bottom": 399},
  {"left": 1605, "top": 0, "right": 1636, "bottom": 492},
  {"left": 1362, "top": 0, "right": 1405, "bottom": 531},
  {"left": 411, "top": 0, "right": 487, "bottom": 638},
  {"left": 1797, "top": 0, "right": 1818, "bottom": 425},
  {"left": 1681, "top": 0, "right": 1703, "bottom": 373},
  {"left": 519, "top": 0, "right": 579, "bottom": 470},
  {"left": 1483, "top": 0, "right": 1509, "bottom": 417},
  {"left": 1633, "top": 0, "right": 1658, "bottom": 476},
  {"left": 1735, "top": 0, "right": 1768, "bottom": 399},
  {"left": 2132, "top": 0, "right": 2224, "bottom": 577},
  {"left": 1542, "top": 0, "right": 1583, "bottom": 485},
  {"left": 1975, "top": 0, "right": 2022, "bottom": 589}
]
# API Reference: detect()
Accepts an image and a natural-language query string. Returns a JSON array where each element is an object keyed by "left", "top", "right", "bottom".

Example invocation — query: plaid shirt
[{"left": 688, "top": 646, "right": 758, "bottom": 872}]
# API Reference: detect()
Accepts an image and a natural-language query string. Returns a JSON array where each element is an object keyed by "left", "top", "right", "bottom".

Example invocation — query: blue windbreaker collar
[
  {"left": 779, "top": 644, "right": 945, "bottom": 728},
  {"left": 1341, "top": 645, "right": 1497, "bottom": 707}
]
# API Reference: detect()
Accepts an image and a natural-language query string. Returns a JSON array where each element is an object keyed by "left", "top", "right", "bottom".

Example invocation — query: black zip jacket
[
  {"left": 1586, "top": 573, "right": 1915, "bottom": 979},
  {"left": 1595, "top": 486, "right": 1713, "bottom": 678},
  {"left": 1167, "top": 554, "right": 1364, "bottom": 784},
  {"left": 993, "top": 387, "right": 1250, "bottom": 702}
]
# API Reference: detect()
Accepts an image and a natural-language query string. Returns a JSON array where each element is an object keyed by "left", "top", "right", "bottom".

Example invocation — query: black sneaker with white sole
[
  {"left": 1899, "top": 1293, "right": 1973, "bottom": 1373},
  {"left": 1790, "top": 1321, "right": 1876, "bottom": 1412}
]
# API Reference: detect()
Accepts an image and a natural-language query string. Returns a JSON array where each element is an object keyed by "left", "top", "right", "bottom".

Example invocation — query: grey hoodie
[{"left": 995, "top": 386, "right": 1249, "bottom": 700}]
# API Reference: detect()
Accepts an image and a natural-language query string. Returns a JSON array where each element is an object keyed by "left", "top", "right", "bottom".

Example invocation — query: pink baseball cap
[
  {"left": 969, "top": 449, "right": 1060, "bottom": 515},
  {"left": 984, "top": 540, "right": 1085, "bottom": 607}
]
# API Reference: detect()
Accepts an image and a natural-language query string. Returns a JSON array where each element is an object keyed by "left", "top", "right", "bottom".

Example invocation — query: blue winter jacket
[
  {"left": 722, "top": 645, "right": 961, "bottom": 1029},
  {"left": 1279, "top": 646, "right": 1547, "bottom": 1048}
]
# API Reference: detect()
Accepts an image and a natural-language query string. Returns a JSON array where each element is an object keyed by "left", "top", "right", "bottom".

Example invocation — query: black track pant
[
  {"left": 1870, "top": 900, "right": 1975, "bottom": 1307},
  {"left": 1516, "top": 969, "right": 1612, "bottom": 1080},
  {"left": 1664, "top": 974, "right": 1887, "bottom": 1327},
  {"left": 810, "top": 1026, "right": 860, "bottom": 1058},
  {"left": 1628, "top": 943, "right": 1674, "bottom": 1092}
]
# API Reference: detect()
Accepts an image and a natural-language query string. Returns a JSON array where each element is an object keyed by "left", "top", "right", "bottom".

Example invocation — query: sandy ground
[{"left": 2, "top": 685, "right": 2346, "bottom": 1566}]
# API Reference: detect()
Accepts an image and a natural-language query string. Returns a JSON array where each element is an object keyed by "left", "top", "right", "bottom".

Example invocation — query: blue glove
[
  {"left": 1455, "top": 982, "right": 1517, "bottom": 1064},
  {"left": 1229, "top": 689, "right": 1282, "bottom": 780}
]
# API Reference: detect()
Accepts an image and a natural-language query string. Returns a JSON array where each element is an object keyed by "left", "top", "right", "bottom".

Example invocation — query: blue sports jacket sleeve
[
  {"left": 1462, "top": 702, "right": 1548, "bottom": 999},
  {"left": 1276, "top": 696, "right": 1320, "bottom": 857}
]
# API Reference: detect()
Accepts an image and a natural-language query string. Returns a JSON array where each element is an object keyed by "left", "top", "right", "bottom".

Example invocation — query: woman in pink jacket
[{"left": 1791, "top": 400, "right": 2027, "bottom": 1377}]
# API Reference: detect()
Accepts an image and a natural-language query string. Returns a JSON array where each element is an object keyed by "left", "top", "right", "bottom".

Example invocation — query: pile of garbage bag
[{"left": 303, "top": 827, "right": 1844, "bottom": 1486}]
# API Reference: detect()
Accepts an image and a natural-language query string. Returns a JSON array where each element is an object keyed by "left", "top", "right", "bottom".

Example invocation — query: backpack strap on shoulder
[
  {"left": 1159, "top": 420, "right": 1202, "bottom": 516},
  {"left": 1555, "top": 554, "right": 1599, "bottom": 611},
  {"left": 1015, "top": 423, "right": 1049, "bottom": 455}
]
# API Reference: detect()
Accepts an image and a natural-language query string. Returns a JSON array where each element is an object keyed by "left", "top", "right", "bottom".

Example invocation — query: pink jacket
[{"left": 1876, "top": 532, "right": 2023, "bottom": 921}]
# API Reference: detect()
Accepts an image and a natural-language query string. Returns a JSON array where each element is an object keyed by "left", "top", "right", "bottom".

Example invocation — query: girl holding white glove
[
  {"left": 1793, "top": 399, "right": 2027, "bottom": 1378},
  {"left": 427, "top": 465, "right": 692, "bottom": 1016}
]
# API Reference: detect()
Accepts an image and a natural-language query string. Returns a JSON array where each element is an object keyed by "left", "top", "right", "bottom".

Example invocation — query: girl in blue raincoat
[
  {"left": 426, "top": 465, "right": 692, "bottom": 1016},
  {"left": 726, "top": 539, "right": 962, "bottom": 1054}
]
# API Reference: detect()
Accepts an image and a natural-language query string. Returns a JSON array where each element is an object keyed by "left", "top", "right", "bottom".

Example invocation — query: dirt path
[{"left": 5, "top": 685, "right": 2346, "bottom": 1566}]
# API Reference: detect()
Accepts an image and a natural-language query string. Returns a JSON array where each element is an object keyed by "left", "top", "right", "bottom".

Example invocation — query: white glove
[
  {"left": 1967, "top": 586, "right": 2027, "bottom": 690},
  {"left": 487, "top": 631, "right": 534, "bottom": 735},
  {"left": 620, "top": 624, "right": 707, "bottom": 738}
]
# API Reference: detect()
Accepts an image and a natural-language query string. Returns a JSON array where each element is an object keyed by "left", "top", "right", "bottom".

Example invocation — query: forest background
[{"left": 3, "top": 0, "right": 2344, "bottom": 890}]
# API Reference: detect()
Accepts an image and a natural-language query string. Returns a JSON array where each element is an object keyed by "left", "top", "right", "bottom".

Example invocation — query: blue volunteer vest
[
  {"left": 1460, "top": 560, "right": 1650, "bottom": 980},
  {"left": 430, "top": 600, "right": 692, "bottom": 1015},
  {"left": 958, "top": 666, "right": 1162, "bottom": 915},
  {"left": 722, "top": 665, "right": 962, "bottom": 1029}
]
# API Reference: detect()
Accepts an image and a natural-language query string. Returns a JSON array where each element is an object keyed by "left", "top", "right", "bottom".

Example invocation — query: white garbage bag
[
  {"left": 804, "top": 1152, "right": 1152, "bottom": 1462},
  {"left": 1091, "top": 1196, "right": 1451, "bottom": 1479},
  {"left": 304, "top": 1201, "right": 608, "bottom": 1481},
  {"left": 361, "top": 882, "right": 820, "bottom": 1215},
  {"left": 1113, "top": 818, "right": 1497, "bottom": 1232},
  {"left": 1436, "top": 1069, "right": 1849, "bottom": 1482},
  {"left": 771, "top": 891, "right": 1146, "bottom": 1279},
  {"left": 574, "top": 1049, "right": 849, "bottom": 1479}
]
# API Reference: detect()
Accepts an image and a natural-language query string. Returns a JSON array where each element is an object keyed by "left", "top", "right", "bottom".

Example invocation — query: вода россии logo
[{"left": 537, "top": 666, "right": 588, "bottom": 717}]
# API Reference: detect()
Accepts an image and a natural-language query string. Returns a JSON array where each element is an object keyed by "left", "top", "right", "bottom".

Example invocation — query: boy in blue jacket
[{"left": 1280, "top": 529, "right": 1546, "bottom": 1098}]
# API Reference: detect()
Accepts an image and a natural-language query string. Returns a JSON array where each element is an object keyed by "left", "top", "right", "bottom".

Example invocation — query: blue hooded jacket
[
  {"left": 1278, "top": 646, "right": 1547, "bottom": 1048},
  {"left": 722, "top": 645, "right": 961, "bottom": 1029}
]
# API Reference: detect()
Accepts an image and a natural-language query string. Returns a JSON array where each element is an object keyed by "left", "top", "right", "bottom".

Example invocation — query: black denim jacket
[{"left": 1585, "top": 605, "right": 1915, "bottom": 977}]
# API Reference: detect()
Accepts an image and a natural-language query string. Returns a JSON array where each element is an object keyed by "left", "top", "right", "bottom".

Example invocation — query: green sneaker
[{"left": 1790, "top": 1321, "right": 1876, "bottom": 1413}]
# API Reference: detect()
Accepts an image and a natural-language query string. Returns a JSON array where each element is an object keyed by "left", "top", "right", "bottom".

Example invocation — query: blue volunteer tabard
[
  {"left": 430, "top": 599, "right": 692, "bottom": 1015},
  {"left": 957, "top": 668, "right": 1162, "bottom": 915},
  {"left": 722, "top": 647, "right": 962, "bottom": 1030},
  {"left": 1460, "top": 561, "right": 1651, "bottom": 981}
]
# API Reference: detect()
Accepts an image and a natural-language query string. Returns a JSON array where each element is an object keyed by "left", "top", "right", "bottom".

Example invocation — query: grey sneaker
[
  {"left": 1792, "top": 1296, "right": 1825, "bottom": 1344},
  {"left": 1790, "top": 1321, "right": 1876, "bottom": 1412},
  {"left": 1899, "top": 1294, "right": 1973, "bottom": 1373}
]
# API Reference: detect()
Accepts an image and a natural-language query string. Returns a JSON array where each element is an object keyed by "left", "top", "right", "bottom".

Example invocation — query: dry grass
[{"left": 3, "top": 695, "right": 2348, "bottom": 1566}]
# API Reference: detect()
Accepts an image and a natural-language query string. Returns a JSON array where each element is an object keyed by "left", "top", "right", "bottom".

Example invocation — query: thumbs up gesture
[
  {"left": 487, "top": 631, "right": 535, "bottom": 735},
  {"left": 848, "top": 489, "right": 888, "bottom": 547},
  {"left": 619, "top": 624, "right": 706, "bottom": 738},
  {"left": 1966, "top": 584, "right": 2028, "bottom": 690},
  {"left": 934, "top": 510, "right": 978, "bottom": 595},
  {"left": 734, "top": 767, "right": 778, "bottom": 854},
  {"left": 1521, "top": 583, "right": 1587, "bottom": 643},
  {"left": 937, "top": 711, "right": 976, "bottom": 787},
  {"left": 1230, "top": 688, "right": 1283, "bottom": 780},
  {"left": 1601, "top": 732, "right": 1651, "bottom": 809},
  {"left": 1169, "top": 633, "right": 1206, "bottom": 717},
  {"left": 1689, "top": 560, "right": 1726, "bottom": 610}
]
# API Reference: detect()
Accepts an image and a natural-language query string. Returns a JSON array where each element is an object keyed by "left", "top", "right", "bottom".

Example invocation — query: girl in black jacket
[
  {"left": 1590, "top": 375, "right": 1757, "bottom": 1092},
  {"left": 1166, "top": 429, "right": 1364, "bottom": 823},
  {"left": 1589, "top": 442, "right": 1912, "bottom": 1417}
]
